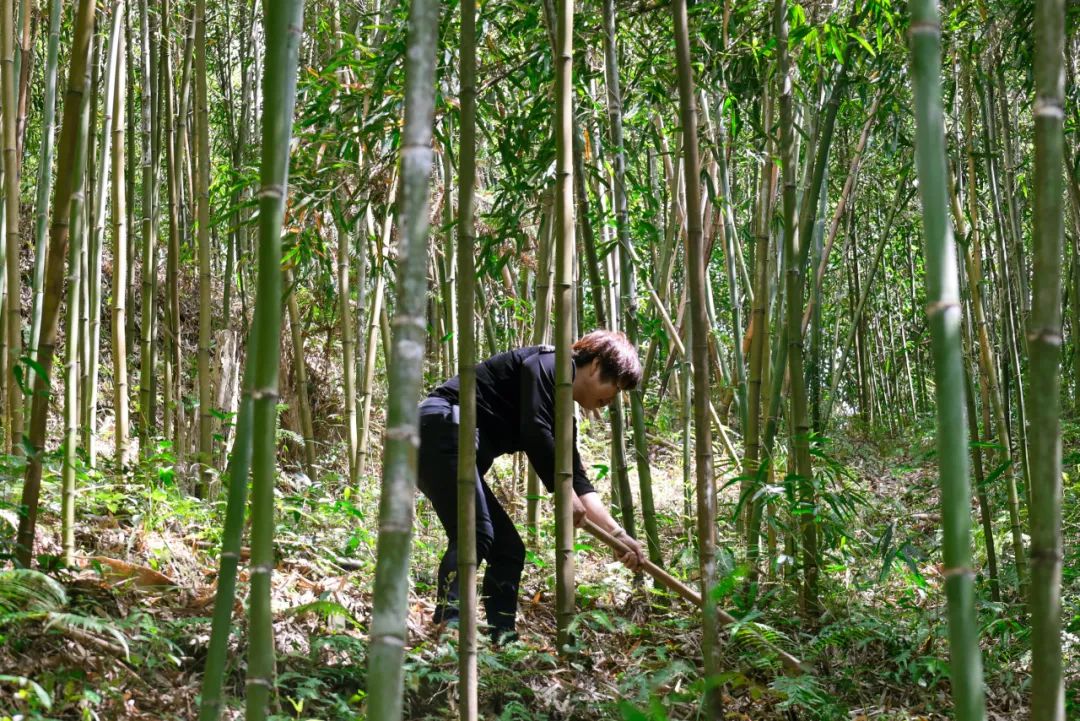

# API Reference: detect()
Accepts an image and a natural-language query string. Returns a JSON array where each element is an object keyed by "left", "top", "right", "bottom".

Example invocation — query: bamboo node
[
  {"left": 246, "top": 677, "right": 274, "bottom": 689},
  {"left": 258, "top": 184, "right": 286, "bottom": 199},
  {"left": 373, "top": 633, "right": 407, "bottom": 648},
  {"left": 940, "top": 565, "right": 975, "bottom": 579},
  {"left": 250, "top": 563, "right": 274, "bottom": 575},
  {"left": 1033, "top": 98, "right": 1064, "bottom": 119},
  {"left": 908, "top": 20, "right": 940, "bottom": 37},
  {"left": 1026, "top": 329, "right": 1063, "bottom": 346},
  {"left": 384, "top": 425, "right": 419, "bottom": 444},
  {"left": 392, "top": 316, "right": 427, "bottom": 334},
  {"left": 923, "top": 300, "right": 958, "bottom": 317}
]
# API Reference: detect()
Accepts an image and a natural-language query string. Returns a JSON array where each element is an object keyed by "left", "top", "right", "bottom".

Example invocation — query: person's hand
[
  {"left": 611, "top": 528, "right": 645, "bottom": 571},
  {"left": 571, "top": 493, "right": 587, "bottom": 528}
]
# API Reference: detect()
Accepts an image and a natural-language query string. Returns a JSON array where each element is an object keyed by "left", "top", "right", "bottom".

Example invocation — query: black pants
[{"left": 417, "top": 397, "right": 526, "bottom": 634}]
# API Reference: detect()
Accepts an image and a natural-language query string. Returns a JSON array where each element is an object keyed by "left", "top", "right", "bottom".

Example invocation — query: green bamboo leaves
[{"left": 907, "top": 2, "right": 985, "bottom": 720}]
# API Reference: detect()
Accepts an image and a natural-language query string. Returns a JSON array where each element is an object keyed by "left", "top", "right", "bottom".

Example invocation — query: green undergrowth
[{"left": 0, "top": 415, "right": 1076, "bottom": 719}]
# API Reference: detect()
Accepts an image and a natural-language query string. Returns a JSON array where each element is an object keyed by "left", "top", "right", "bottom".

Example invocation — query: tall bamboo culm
[
  {"left": 27, "top": 0, "right": 63, "bottom": 373},
  {"left": 284, "top": 269, "right": 317, "bottom": 474},
  {"left": 162, "top": 0, "right": 181, "bottom": 459},
  {"left": 672, "top": 0, "right": 720, "bottom": 714},
  {"left": 340, "top": 213, "right": 358, "bottom": 488},
  {"left": 526, "top": 194, "right": 553, "bottom": 542},
  {"left": 602, "top": 0, "right": 660, "bottom": 566},
  {"left": 907, "top": 2, "right": 985, "bottom": 720},
  {"left": 775, "top": 0, "right": 817, "bottom": 618},
  {"left": 957, "top": 69, "right": 1026, "bottom": 591},
  {"left": 83, "top": 0, "right": 123, "bottom": 465},
  {"left": 15, "top": 0, "right": 98, "bottom": 568},
  {"left": 552, "top": 0, "right": 577, "bottom": 653},
  {"left": 2, "top": 0, "right": 23, "bottom": 454},
  {"left": 138, "top": 0, "right": 157, "bottom": 452},
  {"left": 241, "top": 0, "right": 305, "bottom": 717},
  {"left": 194, "top": 0, "right": 212, "bottom": 496},
  {"left": 456, "top": 0, "right": 479, "bottom": 714},
  {"left": 61, "top": 40, "right": 95, "bottom": 567},
  {"left": 366, "top": 0, "right": 438, "bottom": 716},
  {"left": 1027, "top": 0, "right": 1066, "bottom": 718},
  {"left": 111, "top": 16, "right": 130, "bottom": 472}
]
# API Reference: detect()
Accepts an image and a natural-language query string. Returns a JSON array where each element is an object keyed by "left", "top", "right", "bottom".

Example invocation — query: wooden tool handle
[
  {"left": 583, "top": 519, "right": 704, "bottom": 607},
  {"left": 581, "top": 518, "right": 807, "bottom": 674}
]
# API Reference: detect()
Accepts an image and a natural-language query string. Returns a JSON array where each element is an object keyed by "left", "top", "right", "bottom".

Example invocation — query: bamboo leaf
[{"left": 0, "top": 675, "right": 52, "bottom": 709}]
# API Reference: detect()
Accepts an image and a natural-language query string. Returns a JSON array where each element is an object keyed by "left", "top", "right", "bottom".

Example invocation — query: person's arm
[
  {"left": 519, "top": 354, "right": 642, "bottom": 568},
  {"left": 577, "top": 492, "right": 644, "bottom": 571},
  {"left": 519, "top": 353, "right": 597, "bottom": 498}
]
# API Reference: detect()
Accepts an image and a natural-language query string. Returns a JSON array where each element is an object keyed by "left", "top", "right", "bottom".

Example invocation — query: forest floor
[{"left": 0, "top": 415, "right": 1077, "bottom": 720}]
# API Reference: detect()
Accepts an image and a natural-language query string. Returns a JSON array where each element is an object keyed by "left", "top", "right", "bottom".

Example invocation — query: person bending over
[{"left": 416, "top": 329, "right": 645, "bottom": 643}]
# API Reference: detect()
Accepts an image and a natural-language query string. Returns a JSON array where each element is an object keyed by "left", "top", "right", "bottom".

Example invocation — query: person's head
[{"left": 571, "top": 330, "right": 642, "bottom": 411}]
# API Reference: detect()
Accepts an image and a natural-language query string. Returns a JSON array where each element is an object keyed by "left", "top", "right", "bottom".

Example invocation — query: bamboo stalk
[
  {"left": 16, "top": 0, "right": 99, "bottom": 567},
  {"left": 2, "top": 0, "right": 23, "bottom": 453},
  {"left": 244, "top": 0, "right": 306, "bottom": 716},
  {"left": 951, "top": 77, "right": 1027, "bottom": 592},
  {"left": 83, "top": 0, "right": 124, "bottom": 464},
  {"left": 111, "top": 15, "right": 130, "bottom": 471},
  {"left": 340, "top": 209, "right": 358, "bottom": 487},
  {"left": 908, "top": 1, "right": 986, "bottom": 718},
  {"left": 802, "top": 90, "right": 884, "bottom": 335},
  {"left": 774, "top": 0, "right": 817, "bottom": 619},
  {"left": 194, "top": 0, "right": 211, "bottom": 496},
  {"left": 527, "top": 193, "right": 554, "bottom": 542},
  {"left": 284, "top": 269, "right": 317, "bottom": 474},
  {"left": 672, "top": 0, "right": 722, "bottom": 713},
  {"left": 357, "top": 174, "right": 397, "bottom": 481},
  {"left": 162, "top": 0, "right": 181, "bottom": 457},
  {"left": 1027, "top": 0, "right": 1066, "bottom": 717},
  {"left": 743, "top": 80, "right": 774, "bottom": 558},
  {"left": 12, "top": 0, "right": 29, "bottom": 157},
  {"left": 457, "top": 0, "right": 479, "bottom": 711},
  {"left": 138, "top": 0, "right": 158, "bottom": 452},
  {"left": 366, "top": 0, "right": 438, "bottom": 715},
  {"left": 602, "top": 0, "right": 657, "bottom": 562},
  {"left": 552, "top": 0, "right": 576, "bottom": 652},
  {"left": 27, "top": 0, "right": 63, "bottom": 372},
  {"left": 62, "top": 43, "right": 94, "bottom": 568}
]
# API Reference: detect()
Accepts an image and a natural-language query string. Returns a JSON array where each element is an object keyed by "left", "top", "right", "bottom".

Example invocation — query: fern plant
[
  {"left": 0, "top": 568, "right": 67, "bottom": 616},
  {"left": 770, "top": 672, "right": 846, "bottom": 719},
  {"left": 0, "top": 568, "right": 129, "bottom": 658}
]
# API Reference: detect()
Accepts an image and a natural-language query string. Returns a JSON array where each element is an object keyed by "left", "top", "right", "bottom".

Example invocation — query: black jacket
[{"left": 428, "top": 345, "right": 597, "bottom": 496}]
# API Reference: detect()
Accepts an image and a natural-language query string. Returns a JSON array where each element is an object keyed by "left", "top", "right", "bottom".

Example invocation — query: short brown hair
[{"left": 572, "top": 330, "right": 642, "bottom": 390}]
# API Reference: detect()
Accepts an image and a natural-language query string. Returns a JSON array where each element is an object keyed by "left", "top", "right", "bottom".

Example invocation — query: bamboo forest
[{"left": 0, "top": 0, "right": 1077, "bottom": 718}]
